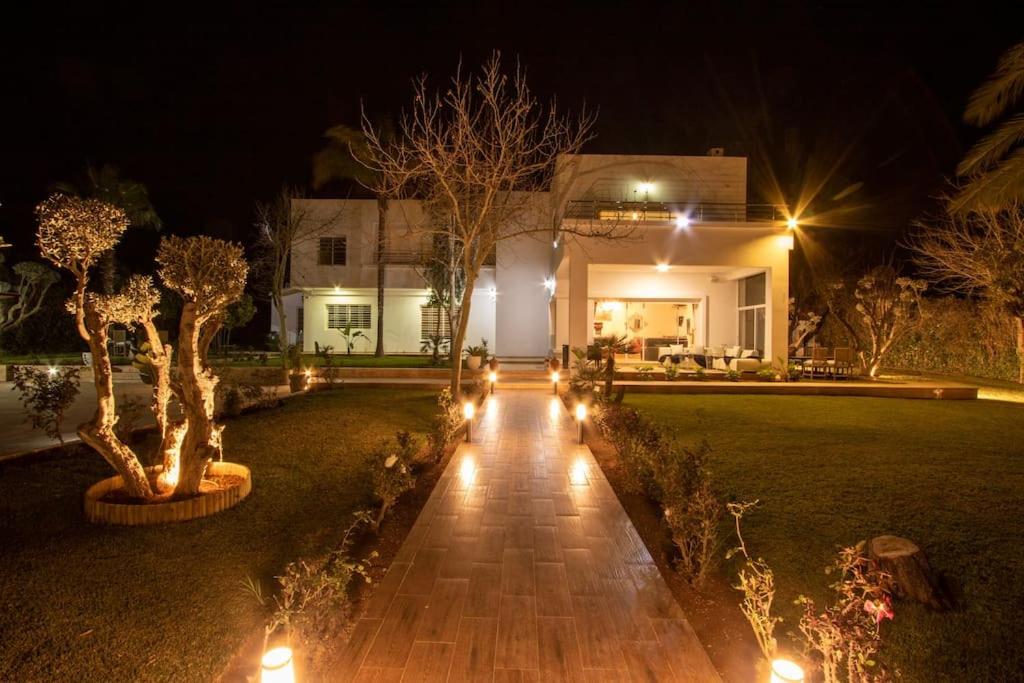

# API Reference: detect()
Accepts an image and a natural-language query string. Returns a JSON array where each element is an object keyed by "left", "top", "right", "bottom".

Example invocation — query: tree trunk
[
  {"left": 274, "top": 289, "right": 291, "bottom": 382},
  {"left": 77, "top": 304, "right": 153, "bottom": 499},
  {"left": 375, "top": 195, "right": 387, "bottom": 357},
  {"left": 450, "top": 271, "right": 477, "bottom": 397},
  {"left": 1016, "top": 316, "right": 1024, "bottom": 385},
  {"left": 868, "top": 535, "right": 953, "bottom": 610},
  {"left": 175, "top": 303, "right": 221, "bottom": 496}
]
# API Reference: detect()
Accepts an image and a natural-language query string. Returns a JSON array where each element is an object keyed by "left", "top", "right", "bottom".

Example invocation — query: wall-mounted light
[
  {"left": 786, "top": 217, "right": 798, "bottom": 230},
  {"left": 333, "top": 285, "right": 341, "bottom": 294},
  {"left": 260, "top": 646, "right": 295, "bottom": 683},
  {"left": 675, "top": 214, "right": 690, "bottom": 229},
  {"left": 488, "top": 286, "right": 497, "bottom": 302},
  {"left": 637, "top": 182, "right": 654, "bottom": 195},
  {"left": 655, "top": 263, "right": 670, "bottom": 273}
]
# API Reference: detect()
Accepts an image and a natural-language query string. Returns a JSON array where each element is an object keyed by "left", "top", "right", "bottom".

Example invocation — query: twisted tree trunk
[
  {"left": 175, "top": 303, "right": 223, "bottom": 496},
  {"left": 77, "top": 303, "right": 153, "bottom": 499}
]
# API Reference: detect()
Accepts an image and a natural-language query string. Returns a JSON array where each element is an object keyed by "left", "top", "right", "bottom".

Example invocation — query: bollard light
[
  {"left": 551, "top": 370, "right": 560, "bottom": 395},
  {"left": 489, "top": 371, "right": 497, "bottom": 394},
  {"left": 463, "top": 401, "right": 475, "bottom": 442},
  {"left": 770, "top": 659, "right": 805, "bottom": 683},
  {"left": 261, "top": 646, "right": 295, "bottom": 683},
  {"left": 574, "top": 403, "right": 587, "bottom": 444}
]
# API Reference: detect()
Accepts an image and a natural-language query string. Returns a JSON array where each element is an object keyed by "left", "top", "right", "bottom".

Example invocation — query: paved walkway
[{"left": 335, "top": 390, "right": 719, "bottom": 682}]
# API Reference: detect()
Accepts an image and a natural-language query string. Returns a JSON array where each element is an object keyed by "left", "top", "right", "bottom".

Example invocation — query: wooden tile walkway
[{"left": 334, "top": 391, "right": 721, "bottom": 682}]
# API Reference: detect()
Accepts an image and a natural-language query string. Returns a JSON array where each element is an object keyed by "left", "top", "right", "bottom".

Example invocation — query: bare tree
[
  {"left": 910, "top": 204, "right": 1024, "bottom": 382},
  {"left": 253, "top": 187, "right": 337, "bottom": 374},
  {"left": 362, "top": 53, "right": 633, "bottom": 394}
]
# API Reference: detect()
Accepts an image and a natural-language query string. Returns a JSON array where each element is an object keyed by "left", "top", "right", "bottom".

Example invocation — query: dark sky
[{"left": 1, "top": 1, "right": 1020, "bottom": 263}]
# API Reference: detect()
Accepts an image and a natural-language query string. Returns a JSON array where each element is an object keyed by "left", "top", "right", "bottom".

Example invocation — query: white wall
[
  {"left": 270, "top": 292, "right": 303, "bottom": 345},
  {"left": 495, "top": 233, "right": 554, "bottom": 357}
]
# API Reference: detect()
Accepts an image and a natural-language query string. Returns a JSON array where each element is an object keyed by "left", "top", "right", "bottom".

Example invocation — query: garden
[
  {"left": 0, "top": 387, "right": 447, "bottom": 681},
  {"left": 580, "top": 393, "right": 1024, "bottom": 681}
]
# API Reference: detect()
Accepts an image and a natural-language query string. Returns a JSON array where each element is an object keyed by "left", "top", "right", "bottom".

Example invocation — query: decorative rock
[{"left": 868, "top": 535, "right": 954, "bottom": 610}]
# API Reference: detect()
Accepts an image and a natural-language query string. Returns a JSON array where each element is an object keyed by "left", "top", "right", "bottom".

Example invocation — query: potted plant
[{"left": 465, "top": 339, "right": 488, "bottom": 370}]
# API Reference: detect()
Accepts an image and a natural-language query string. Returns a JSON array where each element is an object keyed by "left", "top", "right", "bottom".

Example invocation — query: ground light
[
  {"left": 551, "top": 370, "right": 560, "bottom": 395},
  {"left": 47, "top": 366, "right": 58, "bottom": 376},
  {"left": 574, "top": 402, "right": 587, "bottom": 444},
  {"left": 463, "top": 401, "right": 475, "bottom": 442},
  {"left": 489, "top": 371, "right": 497, "bottom": 394},
  {"left": 770, "top": 658, "right": 805, "bottom": 683},
  {"left": 304, "top": 368, "right": 312, "bottom": 389},
  {"left": 260, "top": 646, "right": 295, "bottom": 683}
]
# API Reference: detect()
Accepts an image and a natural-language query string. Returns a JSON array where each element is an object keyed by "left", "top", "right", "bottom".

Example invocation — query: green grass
[
  {"left": 0, "top": 352, "right": 130, "bottom": 366},
  {"left": 0, "top": 388, "right": 438, "bottom": 682},
  {"left": 625, "top": 394, "right": 1024, "bottom": 680}
]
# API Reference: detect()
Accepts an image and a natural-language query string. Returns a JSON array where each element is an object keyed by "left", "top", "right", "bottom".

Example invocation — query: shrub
[
  {"left": 727, "top": 501, "right": 781, "bottom": 663},
  {"left": 658, "top": 439, "right": 722, "bottom": 586},
  {"left": 756, "top": 367, "right": 777, "bottom": 382},
  {"left": 369, "top": 432, "right": 418, "bottom": 532},
  {"left": 693, "top": 367, "right": 707, "bottom": 381},
  {"left": 664, "top": 365, "right": 679, "bottom": 381},
  {"left": 636, "top": 365, "right": 654, "bottom": 380},
  {"left": 786, "top": 364, "right": 802, "bottom": 382},
  {"left": 797, "top": 543, "right": 894, "bottom": 683},
  {"left": 569, "top": 346, "right": 602, "bottom": 397},
  {"left": 11, "top": 365, "right": 81, "bottom": 444},
  {"left": 725, "top": 368, "right": 742, "bottom": 382},
  {"left": 245, "top": 511, "right": 375, "bottom": 665},
  {"left": 427, "top": 387, "right": 462, "bottom": 461}
]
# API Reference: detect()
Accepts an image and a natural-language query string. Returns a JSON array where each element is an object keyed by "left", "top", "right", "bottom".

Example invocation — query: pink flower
[{"left": 864, "top": 597, "right": 894, "bottom": 624}]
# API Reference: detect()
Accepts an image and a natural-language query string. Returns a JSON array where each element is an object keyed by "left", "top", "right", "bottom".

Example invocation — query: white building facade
[{"left": 274, "top": 152, "right": 792, "bottom": 365}]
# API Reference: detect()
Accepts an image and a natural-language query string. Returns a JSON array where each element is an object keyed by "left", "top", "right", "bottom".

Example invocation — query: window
[
  {"left": 420, "top": 306, "right": 458, "bottom": 339},
  {"left": 737, "top": 273, "right": 767, "bottom": 354},
  {"left": 326, "top": 304, "right": 371, "bottom": 330},
  {"left": 318, "top": 237, "right": 347, "bottom": 265}
]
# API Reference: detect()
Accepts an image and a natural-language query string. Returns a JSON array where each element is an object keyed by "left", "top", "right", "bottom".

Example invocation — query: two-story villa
[{"left": 274, "top": 152, "right": 793, "bottom": 366}]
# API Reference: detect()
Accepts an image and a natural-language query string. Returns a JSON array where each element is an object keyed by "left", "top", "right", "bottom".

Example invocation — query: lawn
[
  {"left": 214, "top": 353, "right": 448, "bottom": 369},
  {"left": 0, "top": 388, "right": 438, "bottom": 682},
  {"left": 624, "top": 394, "right": 1024, "bottom": 680}
]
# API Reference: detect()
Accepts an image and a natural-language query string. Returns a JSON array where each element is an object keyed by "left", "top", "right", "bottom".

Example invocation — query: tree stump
[{"left": 868, "top": 535, "right": 954, "bottom": 610}]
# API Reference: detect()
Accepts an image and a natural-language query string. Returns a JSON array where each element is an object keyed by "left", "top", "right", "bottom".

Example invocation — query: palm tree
[
  {"left": 55, "top": 164, "right": 162, "bottom": 293},
  {"left": 953, "top": 42, "right": 1024, "bottom": 213},
  {"left": 313, "top": 124, "right": 389, "bottom": 357}
]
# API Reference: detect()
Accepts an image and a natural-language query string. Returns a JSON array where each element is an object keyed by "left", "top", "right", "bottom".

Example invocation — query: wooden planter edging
[{"left": 83, "top": 462, "right": 252, "bottom": 525}]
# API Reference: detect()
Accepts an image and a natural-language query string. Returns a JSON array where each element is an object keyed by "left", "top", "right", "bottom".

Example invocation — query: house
[{"left": 273, "top": 151, "right": 792, "bottom": 366}]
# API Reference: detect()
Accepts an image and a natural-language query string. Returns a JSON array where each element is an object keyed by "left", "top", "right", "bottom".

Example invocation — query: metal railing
[
  {"left": 377, "top": 248, "right": 496, "bottom": 266},
  {"left": 563, "top": 200, "right": 787, "bottom": 223}
]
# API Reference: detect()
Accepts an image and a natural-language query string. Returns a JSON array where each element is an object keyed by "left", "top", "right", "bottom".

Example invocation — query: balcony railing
[{"left": 563, "top": 200, "right": 787, "bottom": 223}]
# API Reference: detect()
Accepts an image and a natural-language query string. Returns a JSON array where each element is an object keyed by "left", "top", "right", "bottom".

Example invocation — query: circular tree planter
[{"left": 84, "top": 462, "right": 252, "bottom": 525}]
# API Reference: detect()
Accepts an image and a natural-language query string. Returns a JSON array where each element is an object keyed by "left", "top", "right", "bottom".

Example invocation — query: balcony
[
  {"left": 377, "top": 248, "right": 496, "bottom": 266},
  {"left": 563, "top": 200, "right": 787, "bottom": 224}
]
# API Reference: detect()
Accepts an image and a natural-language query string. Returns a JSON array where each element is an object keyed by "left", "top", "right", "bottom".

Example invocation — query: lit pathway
[{"left": 335, "top": 390, "right": 720, "bottom": 682}]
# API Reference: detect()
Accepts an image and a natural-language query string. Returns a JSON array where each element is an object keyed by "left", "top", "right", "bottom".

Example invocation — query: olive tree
[{"left": 0, "top": 259, "right": 60, "bottom": 337}]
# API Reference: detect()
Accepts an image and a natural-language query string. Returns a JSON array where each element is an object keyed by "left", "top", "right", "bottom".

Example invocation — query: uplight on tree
[
  {"left": 260, "top": 646, "right": 295, "bottom": 683},
  {"left": 770, "top": 659, "right": 804, "bottom": 683}
]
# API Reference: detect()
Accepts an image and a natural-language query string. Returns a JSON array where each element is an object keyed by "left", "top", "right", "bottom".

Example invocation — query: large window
[
  {"left": 326, "top": 303, "right": 371, "bottom": 330},
  {"left": 420, "top": 306, "right": 458, "bottom": 339},
  {"left": 738, "top": 273, "right": 766, "bottom": 354},
  {"left": 318, "top": 237, "right": 347, "bottom": 265}
]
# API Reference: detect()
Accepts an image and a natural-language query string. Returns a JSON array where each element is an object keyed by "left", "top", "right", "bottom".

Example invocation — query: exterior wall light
[
  {"left": 675, "top": 215, "right": 690, "bottom": 229},
  {"left": 463, "top": 401, "right": 475, "bottom": 442},
  {"left": 544, "top": 277, "right": 556, "bottom": 295},
  {"left": 260, "top": 646, "right": 295, "bottom": 683},
  {"left": 551, "top": 370, "right": 560, "bottom": 395},
  {"left": 770, "top": 658, "right": 805, "bottom": 683},
  {"left": 488, "top": 286, "right": 497, "bottom": 302},
  {"left": 786, "top": 217, "right": 798, "bottom": 230},
  {"left": 656, "top": 263, "right": 670, "bottom": 273},
  {"left": 637, "top": 182, "right": 653, "bottom": 194},
  {"left": 574, "top": 403, "right": 587, "bottom": 443}
]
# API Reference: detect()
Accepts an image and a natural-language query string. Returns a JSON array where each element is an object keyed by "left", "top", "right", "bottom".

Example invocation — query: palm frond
[
  {"left": 965, "top": 42, "right": 1024, "bottom": 127},
  {"left": 950, "top": 146, "right": 1024, "bottom": 213},
  {"left": 311, "top": 125, "right": 375, "bottom": 189},
  {"left": 957, "top": 112, "right": 1024, "bottom": 176}
]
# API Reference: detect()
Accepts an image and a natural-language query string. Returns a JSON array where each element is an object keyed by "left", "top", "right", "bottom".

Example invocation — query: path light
[
  {"left": 570, "top": 458, "right": 588, "bottom": 486},
  {"left": 770, "top": 658, "right": 805, "bottom": 683},
  {"left": 463, "top": 401, "right": 475, "bottom": 442},
  {"left": 489, "top": 371, "right": 497, "bottom": 395},
  {"left": 574, "top": 403, "right": 587, "bottom": 444},
  {"left": 47, "top": 366, "right": 58, "bottom": 377},
  {"left": 551, "top": 370, "right": 560, "bottom": 395},
  {"left": 260, "top": 646, "right": 295, "bottom": 683}
]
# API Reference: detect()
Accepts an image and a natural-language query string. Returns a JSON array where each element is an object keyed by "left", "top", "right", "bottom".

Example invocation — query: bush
[
  {"left": 664, "top": 365, "right": 679, "bottom": 381},
  {"left": 569, "top": 347, "right": 602, "bottom": 396},
  {"left": 636, "top": 365, "right": 654, "bottom": 381},
  {"left": 245, "top": 511, "right": 375, "bottom": 666},
  {"left": 725, "top": 368, "right": 742, "bottom": 382},
  {"left": 756, "top": 367, "right": 776, "bottom": 382},
  {"left": 693, "top": 367, "right": 707, "bottom": 381},
  {"left": 10, "top": 365, "right": 81, "bottom": 444},
  {"left": 369, "top": 432, "right": 418, "bottom": 532},
  {"left": 427, "top": 388, "right": 462, "bottom": 461}
]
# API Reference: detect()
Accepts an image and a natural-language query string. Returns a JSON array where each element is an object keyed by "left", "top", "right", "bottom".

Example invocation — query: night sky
[{"left": 2, "top": 1, "right": 1020, "bottom": 265}]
